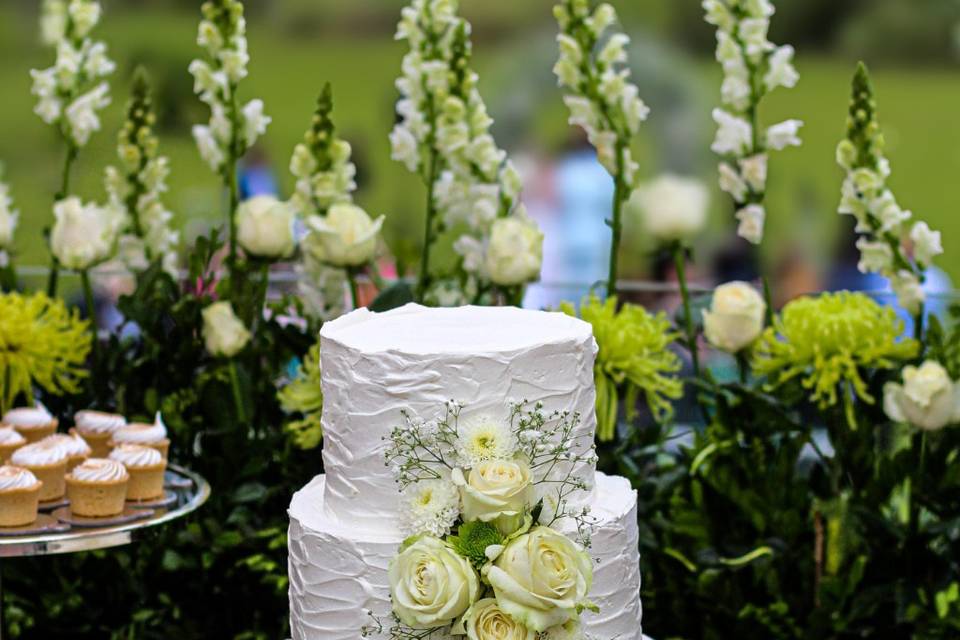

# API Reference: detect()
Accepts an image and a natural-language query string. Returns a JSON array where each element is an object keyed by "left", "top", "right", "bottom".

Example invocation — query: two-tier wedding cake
[{"left": 288, "top": 304, "right": 643, "bottom": 639}]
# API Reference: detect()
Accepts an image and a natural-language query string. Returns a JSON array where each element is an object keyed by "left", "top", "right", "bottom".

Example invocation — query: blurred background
[{"left": 1, "top": 0, "right": 959, "bottom": 303}]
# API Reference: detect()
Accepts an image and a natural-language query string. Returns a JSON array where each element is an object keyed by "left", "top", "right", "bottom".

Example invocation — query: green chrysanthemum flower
[
  {"left": 562, "top": 296, "right": 683, "bottom": 441},
  {"left": 753, "top": 291, "right": 918, "bottom": 426},
  {"left": 278, "top": 342, "right": 323, "bottom": 450},
  {"left": 0, "top": 292, "right": 91, "bottom": 412}
]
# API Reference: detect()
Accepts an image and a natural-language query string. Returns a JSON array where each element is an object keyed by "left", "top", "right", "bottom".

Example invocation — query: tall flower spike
[
  {"left": 103, "top": 69, "right": 180, "bottom": 277},
  {"left": 391, "top": 0, "right": 537, "bottom": 304},
  {"left": 704, "top": 0, "right": 802, "bottom": 246},
  {"left": 554, "top": 0, "right": 648, "bottom": 296},
  {"left": 836, "top": 63, "right": 943, "bottom": 316},
  {"left": 30, "top": 0, "right": 115, "bottom": 149},
  {"left": 291, "top": 84, "right": 358, "bottom": 319}
]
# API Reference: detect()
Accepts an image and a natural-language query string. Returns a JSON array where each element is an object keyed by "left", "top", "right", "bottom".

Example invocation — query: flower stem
[
  {"left": 673, "top": 243, "right": 701, "bottom": 377},
  {"left": 762, "top": 274, "right": 775, "bottom": 326},
  {"left": 228, "top": 360, "right": 246, "bottom": 425},
  {"left": 347, "top": 268, "right": 361, "bottom": 310},
  {"left": 80, "top": 270, "right": 100, "bottom": 375},
  {"left": 606, "top": 141, "right": 627, "bottom": 299},
  {"left": 417, "top": 151, "right": 440, "bottom": 303}
]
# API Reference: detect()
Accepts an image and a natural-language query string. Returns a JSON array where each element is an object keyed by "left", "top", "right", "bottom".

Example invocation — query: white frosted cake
[{"left": 288, "top": 304, "right": 643, "bottom": 639}]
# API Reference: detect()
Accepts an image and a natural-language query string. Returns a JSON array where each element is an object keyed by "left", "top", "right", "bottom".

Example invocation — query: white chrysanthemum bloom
[
  {"left": 455, "top": 416, "right": 516, "bottom": 467},
  {"left": 31, "top": 0, "right": 114, "bottom": 148},
  {"left": 705, "top": 0, "right": 801, "bottom": 246},
  {"left": 400, "top": 478, "right": 461, "bottom": 537}
]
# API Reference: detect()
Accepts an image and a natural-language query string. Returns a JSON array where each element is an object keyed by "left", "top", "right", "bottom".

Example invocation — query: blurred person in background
[{"left": 239, "top": 145, "right": 279, "bottom": 199}]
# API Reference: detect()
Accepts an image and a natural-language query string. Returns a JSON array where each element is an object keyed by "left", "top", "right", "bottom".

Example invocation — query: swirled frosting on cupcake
[
  {"left": 0, "top": 465, "right": 39, "bottom": 490},
  {"left": 74, "top": 410, "right": 126, "bottom": 434},
  {"left": 11, "top": 438, "right": 69, "bottom": 466},
  {"left": 2, "top": 403, "right": 54, "bottom": 428},
  {"left": 45, "top": 433, "right": 92, "bottom": 459},
  {"left": 109, "top": 444, "right": 163, "bottom": 468},
  {"left": 112, "top": 413, "right": 167, "bottom": 445},
  {"left": 69, "top": 458, "right": 129, "bottom": 483},
  {"left": 0, "top": 426, "right": 26, "bottom": 446}
]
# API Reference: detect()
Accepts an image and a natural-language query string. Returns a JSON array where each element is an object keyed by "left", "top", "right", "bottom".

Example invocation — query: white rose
[
  {"left": 702, "top": 281, "right": 766, "bottom": 353},
  {"left": 452, "top": 460, "right": 533, "bottom": 535},
  {"left": 884, "top": 361, "right": 960, "bottom": 431},
  {"left": 304, "top": 203, "right": 383, "bottom": 268},
  {"left": 485, "top": 526, "right": 593, "bottom": 632},
  {"left": 235, "top": 195, "right": 295, "bottom": 259},
  {"left": 735, "top": 204, "right": 765, "bottom": 245},
  {"left": 485, "top": 216, "right": 544, "bottom": 286},
  {"left": 634, "top": 174, "right": 709, "bottom": 242},
  {"left": 388, "top": 535, "right": 480, "bottom": 629},
  {"left": 202, "top": 301, "right": 251, "bottom": 358},
  {"left": 455, "top": 598, "right": 536, "bottom": 640},
  {"left": 50, "top": 197, "right": 120, "bottom": 270}
]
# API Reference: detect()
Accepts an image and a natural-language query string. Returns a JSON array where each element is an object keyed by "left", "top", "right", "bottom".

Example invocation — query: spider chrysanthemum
[
  {"left": 400, "top": 478, "right": 460, "bottom": 538},
  {"left": 753, "top": 291, "right": 918, "bottom": 425},
  {"left": 455, "top": 416, "right": 515, "bottom": 467},
  {"left": 0, "top": 292, "right": 91, "bottom": 412}
]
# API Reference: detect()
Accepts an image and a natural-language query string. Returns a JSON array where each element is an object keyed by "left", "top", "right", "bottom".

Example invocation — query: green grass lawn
[{"left": 0, "top": 4, "right": 957, "bottom": 285}]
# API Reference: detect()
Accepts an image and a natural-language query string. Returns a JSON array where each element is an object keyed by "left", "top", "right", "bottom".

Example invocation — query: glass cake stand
[{"left": 0, "top": 463, "right": 210, "bottom": 638}]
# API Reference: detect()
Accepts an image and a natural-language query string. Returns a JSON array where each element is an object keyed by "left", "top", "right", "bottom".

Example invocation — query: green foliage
[
  {"left": 753, "top": 291, "right": 918, "bottom": 426},
  {"left": 562, "top": 295, "right": 683, "bottom": 440},
  {"left": 0, "top": 291, "right": 91, "bottom": 413},
  {"left": 448, "top": 520, "right": 503, "bottom": 571}
]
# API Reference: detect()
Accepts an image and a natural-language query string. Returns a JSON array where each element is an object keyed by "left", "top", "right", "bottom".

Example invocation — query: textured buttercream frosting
[
  {"left": 0, "top": 426, "right": 26, "bottom": 446},
  {"left": 74, "top": 410, "right": 127, "bottom": 434},
  {"left": 288, "top": 473, "right": 642, "bottom": 640},
  {"left": 109, "top": 443, "right": 164, "bottom": 468},
  {"left": 45, "top": 433, "right": 92, "bottom": 459},
  {"left": 112, "top": 413, "right": 167, "bottom": 444},
  {"left": 3, "top": 403, "right": 54, "bottom": 428},
  {"left": 11, "top": 438, "right": 69, "bottom": 466},
  {"left": 69, "top": 458, "right": 129, "bottom": 483},
  {"left": 319, "top": 304, "right": 598, "bottom": 532},
  {"left": 0, "top": 465, "right": 40, "bottom": 491}
]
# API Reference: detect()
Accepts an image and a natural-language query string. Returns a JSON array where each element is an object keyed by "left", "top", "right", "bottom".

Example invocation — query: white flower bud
[
  {"left": 236, "top": 195, "right": 296, "bottom": 259},
  {"left": 202, "top": 302, "right": 251, "bottom": 358},
  {"left": 703, "top": 281, "right": 766, "bottom": 353}
]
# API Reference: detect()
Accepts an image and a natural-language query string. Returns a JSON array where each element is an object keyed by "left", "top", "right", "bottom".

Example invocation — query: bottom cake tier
[{"left": 288, "top": 472, "right": 643, "bottom": 640}]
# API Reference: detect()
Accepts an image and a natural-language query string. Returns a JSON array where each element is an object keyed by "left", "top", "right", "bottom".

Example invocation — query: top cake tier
[{"left": 319, "top": 303, "right": 598, "bottom": 533}]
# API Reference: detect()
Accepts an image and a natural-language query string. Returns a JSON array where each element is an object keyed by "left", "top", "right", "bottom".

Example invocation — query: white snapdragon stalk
[
  {"left": 704, "top": 0, "right": 802, "bottom": 247},
  {"left": 30, "top": 0, "right": 116, "bottom": 295},
  {"left": 290, "top": 84, "right": 371, "bottom": 314},
  {"left": 391, "top": 1, "right": 536, "bottom": 304},
  {"left": 190, "top": 0, "right": 271, "bottom": 270},
  {"left": 836, "top": 63, "right": 943, "bottom": 321},
  {"left": 102, "top": 70, "right": 180, "bottom": 277},
  {"left": 0, "top": 171, "right": 18, "bottom": 272},
  {"left": 554, "top": 0, "right": 649, "bottom": 297}
]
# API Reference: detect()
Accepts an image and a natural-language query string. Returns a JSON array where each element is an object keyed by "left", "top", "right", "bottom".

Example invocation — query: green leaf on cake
[{"left": 448, "top": 521, "right": 503, "bottom": 570}]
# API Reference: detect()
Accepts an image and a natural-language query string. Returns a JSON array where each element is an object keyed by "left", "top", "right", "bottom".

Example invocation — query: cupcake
[
  {"left": 2, "top": 403, "right": 58, "bottom": 443},
  {"left": 0, "top": 465, "right": 42, "bottom": 527},
  {"left": 73, "top": 410, "right": 127, "bottom": 458},
  {"left": 10, "top": 438, "right": 68, "bottom": 502},
  {"left": 109, "top": 444, "right": 167, "bottom": 500},
  {"left": 44, "top": 431, "right": 92, "bottom": 471},
  {"left": 0, "top": 426, "right": 26, "bottom": 462},
  {"left": 111, "top": 412, "right": 170, "bottom": 459},
  {"left": 65, "top": 458, "right": 129, "bottom": 517}
]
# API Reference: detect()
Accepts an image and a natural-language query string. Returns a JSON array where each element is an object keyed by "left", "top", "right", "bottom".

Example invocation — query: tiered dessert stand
[{"left": 0, "top": 463, "right": 210, "bottom": 638}]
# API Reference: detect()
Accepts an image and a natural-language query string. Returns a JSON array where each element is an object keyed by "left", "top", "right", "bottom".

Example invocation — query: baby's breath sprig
[
  {"left": 836, "top": 63, "right": 943, "bottom": 321},
  {"left": 103, "top": 68, "right": 180, "bottom": 277},
  {"left": 361, "top": 611, "right": 447, "bottom": 640},
  {"left": 384, "top": 401, "right": 462, "bottom": 488},
  {"left": 553, "top": 0, "right": 649, "bottom": 297},
  {"left": 510, "top": 401, "right": 599, "bottom": 545}
]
